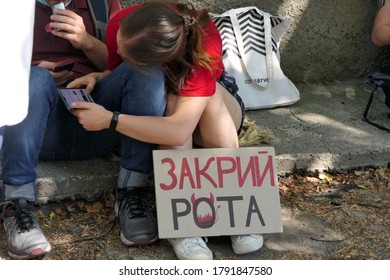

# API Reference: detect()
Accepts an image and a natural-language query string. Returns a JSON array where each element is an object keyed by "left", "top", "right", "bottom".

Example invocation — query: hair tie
[{"left": 183, "top": 15, "right": 197, "bottom": 34}]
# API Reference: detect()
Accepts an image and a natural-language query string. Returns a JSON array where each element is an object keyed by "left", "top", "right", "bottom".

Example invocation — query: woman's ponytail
[{"left": 176, "top": 2, "right": 213, "bottom": 71}]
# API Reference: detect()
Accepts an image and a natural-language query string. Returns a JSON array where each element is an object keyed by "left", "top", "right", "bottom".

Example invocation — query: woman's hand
[
  {"left": 67, "top": 72, "right": 99, "bottom": 92},
  {"left": 71, "top": 102, "right": 112, "bottom": 131}
]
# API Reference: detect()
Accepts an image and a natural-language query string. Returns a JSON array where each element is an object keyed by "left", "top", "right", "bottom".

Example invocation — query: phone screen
[{"left": 58, "top": 88, "right": 94, "bottom": 110}]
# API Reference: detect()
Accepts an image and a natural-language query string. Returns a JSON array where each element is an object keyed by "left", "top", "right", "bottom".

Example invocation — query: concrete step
[{"left": 2, "top": 79, "right": 390, "bottom": 203}]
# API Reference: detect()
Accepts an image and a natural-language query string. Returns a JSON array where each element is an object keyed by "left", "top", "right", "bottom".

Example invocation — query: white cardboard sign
[{"left": 153, "top": 147, "right": 283, "bottom": 238}]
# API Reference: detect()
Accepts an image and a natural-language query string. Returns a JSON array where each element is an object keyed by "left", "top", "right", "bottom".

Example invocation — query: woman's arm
[
  {"left": 72, "top": 95, "right": 210, "bottom": 146},
  {"left": 372, "top": 0, "right": 390, "bottom": 46}
]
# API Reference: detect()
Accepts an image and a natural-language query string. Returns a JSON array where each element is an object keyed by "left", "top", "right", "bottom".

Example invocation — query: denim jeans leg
[
  {"left": 93, "top": 63, "right": 166, "bottom": 188},
  {"left": 1, "top": 67, "right": 58, "bottom": 201},
  {"left": 41, "top": 104, "right": 121, "bottom": 161}
]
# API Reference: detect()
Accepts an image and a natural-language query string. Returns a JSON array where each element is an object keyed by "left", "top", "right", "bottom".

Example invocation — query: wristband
[{"left": 109, "top": 111, "right": 120, "bottom": 130}]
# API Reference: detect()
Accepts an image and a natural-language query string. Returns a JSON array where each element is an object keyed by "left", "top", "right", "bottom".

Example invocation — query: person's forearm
[
  {"left": 96, "top": 69, "right": 111, "bottom": 81},
  {"left": 114, "top": 114, "right": 194, "bottom": 147},
  {"left": 81, "top": 35, "right": 108, "bottom": 71}
]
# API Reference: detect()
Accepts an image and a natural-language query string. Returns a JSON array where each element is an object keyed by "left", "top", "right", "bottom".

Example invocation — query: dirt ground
[{"left": 0, "top": 166, "right": 389, "bottom": 260}]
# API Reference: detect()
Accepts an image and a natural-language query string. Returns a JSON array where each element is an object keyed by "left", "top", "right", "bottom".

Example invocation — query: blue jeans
[{"left": 0, "top": 63, "right": 166, "bottom": 201}]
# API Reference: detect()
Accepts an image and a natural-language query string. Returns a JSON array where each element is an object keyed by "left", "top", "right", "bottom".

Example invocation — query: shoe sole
[
  {"left": 174, "top": 251, "right": 213, "bottom": 260},
  {"left": 120, "top": 232, "right": 158, "bottom": 246},
  {"left": 8, "top": 244, "right": 52, "bottom": 260}
]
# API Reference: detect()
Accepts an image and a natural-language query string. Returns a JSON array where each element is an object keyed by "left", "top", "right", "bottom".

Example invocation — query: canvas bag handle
[{"left": 228, "top": 6, "right": 273, "bottom": 88}]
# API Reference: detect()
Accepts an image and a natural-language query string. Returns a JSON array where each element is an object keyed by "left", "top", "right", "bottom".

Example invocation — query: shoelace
[
  {"left": 3, "top": 201, "right": 36, "bottom": 233},
  {"left": 120, "top": 190, "right": 148, "bottom": 219},
  {"left": 184, "top": 237, "right": 208, "bottom": 247},
  {"left": 231, "top": 234, "right": 258, "bottom": 242}
]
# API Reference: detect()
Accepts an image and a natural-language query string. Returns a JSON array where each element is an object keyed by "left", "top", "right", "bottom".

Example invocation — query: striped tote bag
[{"left": 211, "top": 7, "right": 300, "bottom": 110}]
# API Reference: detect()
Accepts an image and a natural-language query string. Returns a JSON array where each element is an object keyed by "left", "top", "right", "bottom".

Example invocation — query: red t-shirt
[
  {"left": 32, "top": 0, "right": 122, "bottom": 78},
  {"left": 106, "top": 4, "right": 224, "bottom": 97}
]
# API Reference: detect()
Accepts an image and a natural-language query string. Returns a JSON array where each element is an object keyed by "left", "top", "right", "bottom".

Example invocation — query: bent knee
[{"left": 29, "top": 66, "right": 57, "bottom": 100}]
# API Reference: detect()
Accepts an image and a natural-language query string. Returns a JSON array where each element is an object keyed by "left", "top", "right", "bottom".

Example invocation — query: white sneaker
[
  {"left": 231, "top": 234, "right": 264, "bottom": 255},
  {"left": 168, "top": 237, "right": 213, "bottom": 260}
]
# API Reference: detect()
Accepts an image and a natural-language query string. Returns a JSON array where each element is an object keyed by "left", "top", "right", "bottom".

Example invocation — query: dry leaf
[
  {"left": 86, "top": 202, "right": 104, "bottom": 213},
  {"left": 49, "top": 211, "right": 56, "bottom": 220},
  {"left": 380, "top": 199, "right": 390, "bottom": 208},
  {"left": 306, "top": 177, "right": 320, "bottom": 183},
  {"left": 54, "top": 207, "right": 66, "bottom": 216},
  {"left": 354, "top": 170, "right": 364, "bottom": 176},
  {"left": 81, "top": 226, "right": 90, "bottom": 237},
  {"left": 77, "top": 200, "right": 86, "bottom": 209},
  {"left": 65, "top": 201, "right": 76, "bottom": 213},
  {"left": 91, "top": 202, "right": 104, "bottom": 212}
]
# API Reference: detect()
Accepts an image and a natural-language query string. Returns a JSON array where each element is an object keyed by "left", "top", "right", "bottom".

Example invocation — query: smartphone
[
  {"left": 53, "top": 60, "right": 75, "bottom": 72},
  {"left": 52, "top": 2, "right": 66, "bottom": 31},
  {"left": 58, "top": 88, "right": 94, "bottom": 111},
  {"left": 52, "top": 2, "right": 65, "bottom": 13}
]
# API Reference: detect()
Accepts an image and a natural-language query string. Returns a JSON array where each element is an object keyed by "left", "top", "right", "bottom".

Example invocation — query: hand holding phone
[
  {"left": 53, "top": 59, "right": 75, "bottom": 72},
  {"left": 52, "top": 2, "right": 65, "bottom": 13},
  {"left": 58, "top": 88, "right": 94, "bottom": 111},
  {"left": 52, "top": 2, "right": 66, "bottom": 31}
]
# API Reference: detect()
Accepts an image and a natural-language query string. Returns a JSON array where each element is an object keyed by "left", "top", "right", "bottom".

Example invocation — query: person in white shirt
[{"left": 0, "top": 1, "right": 35, "bottom": 148}]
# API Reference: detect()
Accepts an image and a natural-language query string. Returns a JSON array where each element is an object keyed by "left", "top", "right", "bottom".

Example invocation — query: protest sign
[{"left": 153, "top": 147, "right": 283, "bottom": 238}]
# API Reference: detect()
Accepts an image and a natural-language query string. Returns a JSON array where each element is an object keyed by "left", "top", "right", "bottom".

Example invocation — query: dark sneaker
[
  {"left": 114, "top": 188, "right": 158, "bottom": 246},
  {"left": 1, "top": 199, "right": 51, "bottom": 259}
]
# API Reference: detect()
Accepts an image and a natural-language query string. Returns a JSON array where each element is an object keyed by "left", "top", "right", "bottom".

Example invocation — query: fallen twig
[
  {"left": 310, "top": 237, "right": 346, "bottom": 243},
  {"left": 53, "top": 218, "right": 118, "bottom": 246},
  {"left": 352, "top": 202, "right": 382, "bottom": 209}
]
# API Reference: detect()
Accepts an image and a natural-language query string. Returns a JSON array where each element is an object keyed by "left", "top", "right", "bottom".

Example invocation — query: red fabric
[
  {"left": 106, "top": 4, "right": 142, "bottom": 71},
  {"left": 106, "top": 4, "right": 224, "bottom": 97},
  {"left": 32, "top": 0, "right": 122, "bottom": 78},
  {"left": 180, "top": 22, "right": 224, "bottom": 97}
]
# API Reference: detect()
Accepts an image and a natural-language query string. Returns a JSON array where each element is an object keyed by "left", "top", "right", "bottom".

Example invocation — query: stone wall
[{"left": 119, "top": 1, "right": 386, "bottom": 84}]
